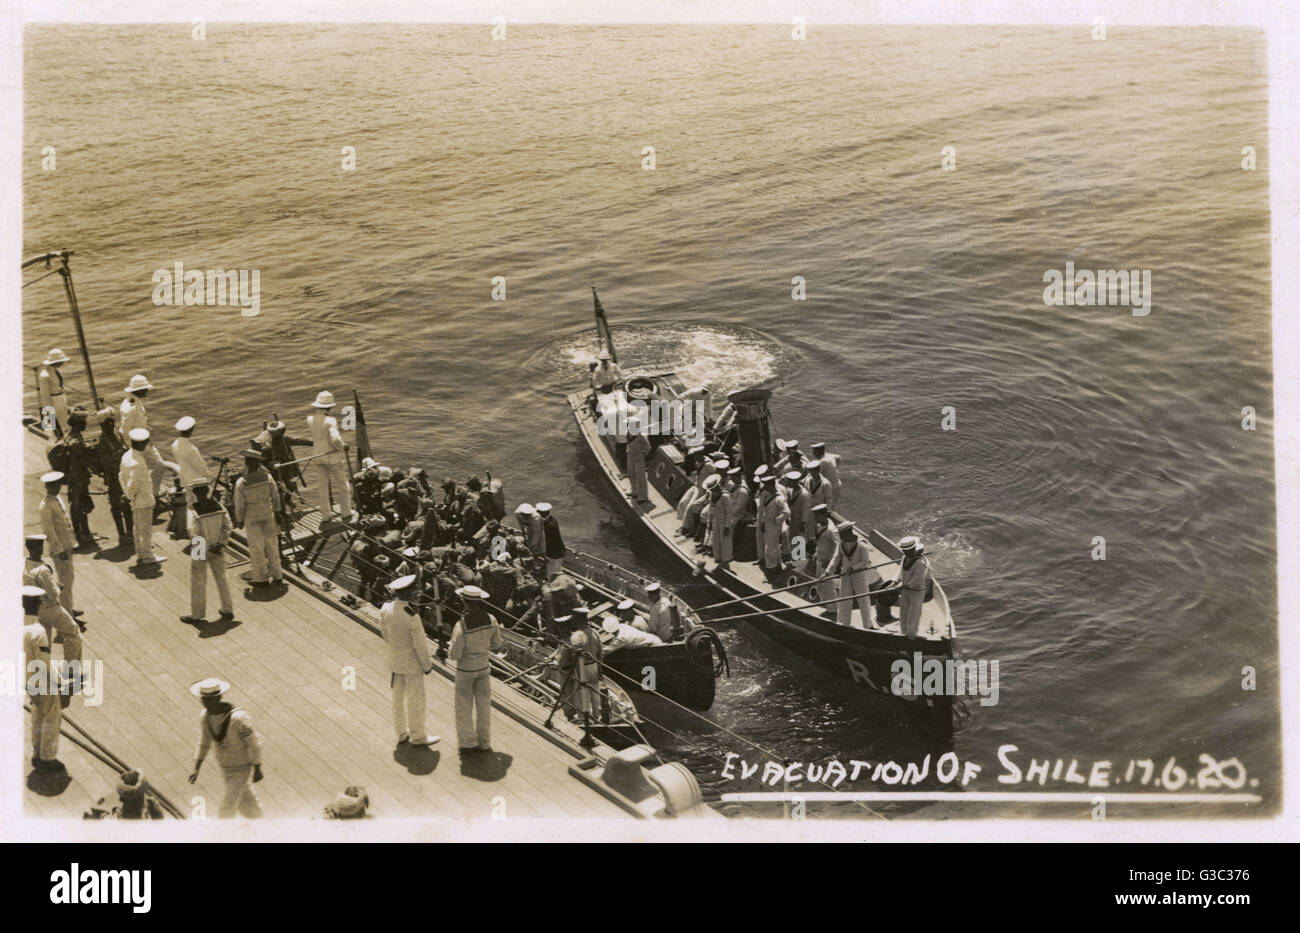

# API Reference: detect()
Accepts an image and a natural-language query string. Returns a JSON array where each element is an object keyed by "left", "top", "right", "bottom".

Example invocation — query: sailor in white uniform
[
  {"left": 601, "top": 615, "right": 664, "bottom": 652},
  {"left": 188, "top": 678, "right": 264, "bottom": 818},
  {"left": 380, "top": 575, "right": 438, "bottom": 746},
  {"left": 170, "top": 416, "right": 209, "bottom": 505},
  {"left": 120, "top": 428, "right": 167, "bottom": 566},
  {"left": 643, "top": 582, "right": 676, "bottom": 641},
  {"left": 24, "top": 585, "right": 63, "bottom": 771},
  {"left": 306, "top": 390, "right": 354, "bottom": 520},
  {"left": 120, "top": 374, "right": 173, "bottom": 498},
  {"left": 810, "top": 504, "right": 839, "bottom": 603},
  {"left": 810, "top": 442, "right": 842, "bottom": 509},
  {"left": 37, "top": 348, "right": 71, "bottom": 436}
]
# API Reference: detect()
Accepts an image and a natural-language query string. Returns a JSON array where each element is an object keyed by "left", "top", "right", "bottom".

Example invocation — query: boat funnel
[{"left": 727, "top": 388, "right": 774, "bottom": 480}]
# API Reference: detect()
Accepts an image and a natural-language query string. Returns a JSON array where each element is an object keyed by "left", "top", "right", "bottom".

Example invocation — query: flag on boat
[
  {"left": 352, "top": 389, "right": 373, "bottom": 465},
  {"left": 592, "top": 286, "right": 618, "bottom": 363}
]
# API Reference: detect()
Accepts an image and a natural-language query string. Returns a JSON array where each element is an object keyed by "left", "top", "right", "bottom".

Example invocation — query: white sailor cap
[
  {"left": 899, "top": 535, "right": 924, "bottom": 552},
  {"left": 601, "top": 617, "right": 621, "bottom": 634},
  {"left": 402, "top": 546, "right": 419, "bottom": 558},
  {"left": 22, "top": 584, "right": 46, "bottom": 599},
  {"left": 188, "top": 478, "right": 211, "bottom": 489},
  {"left": 811, "top": 503, "right": 830, "bottom": 515},
  {"left": 702, "top": 474, "right": 721, "bottom": 490},
  {"left": 784, "top": 471, "right": 802, "bottom": 482},
  {"left": 753, "top": 464, "right": 769, "bottom": 478},
  {"left": 41, "top": 471, "right": 65, "bottom": 484},
  {"left": 25, "top": 533, "right": 47, "bottom": 544},
  {"left": 726, "top": 466, "right": 742, "bottom": 476},
  {"left": 515, "top": 503, "right": 535, "bottom": 515},
  {"left": 128, "top": 428, "right": 150, "bottom": 443},
  {"left": 805, "top": 458, "right": 822, "bottom": 470},
  {"left": 759, "top": 474, "right": 777, "bottom": 485},
  {"left": 175, "top": 416, "right": 196, "bottom": 432},
  {"left": 645, "top": 582, "right": 661, "bottom": 593},
  {"left": 535, "top": 502, "right": 552, "bottom": 514},
  {"left": 571, "top": 606, "right": 590, "bottom": 618},
  {"left": 190, "top": 677, "right": 230, "bottom": 698},
  {"left": 361, "top": 457, "right": 378, "bottom": 470},
  {"left": 713, "top": 459, "right": 730, "bottom": 472},
  {"left": 553, "top": 614, "right": 573, "bottom": 626},
  {"left": 456, "top": 585, "right": 488, "bottom": 600},
  {"left": 388, "top": 574, "right": 418, "bottom": 593},
  {"left": 810, "top": 441, "right": 826, "bottom": 451},
  {"left": 617, "top": 598, "right": 635, "bottom": 611},
  {"left": 687, "top": 445, "right": 705, "bottom": 456},
  {"left": 836, "top": 521, "right": 857, "bottom": 534}
]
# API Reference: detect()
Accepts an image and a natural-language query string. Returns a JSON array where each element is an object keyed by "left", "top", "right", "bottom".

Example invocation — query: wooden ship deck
[{"left": 19, "top": 425, "right": 656, "bottom": 823}]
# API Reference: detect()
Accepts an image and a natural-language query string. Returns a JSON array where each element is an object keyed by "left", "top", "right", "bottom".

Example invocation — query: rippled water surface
[{"left": 23, "top": 24, "right": 1276, "bottom": 816}]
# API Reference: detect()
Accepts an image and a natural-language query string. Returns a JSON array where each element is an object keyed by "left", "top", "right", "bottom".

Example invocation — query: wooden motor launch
[{"left": 568, "top": 288, "right": 962, "bottom": 727}]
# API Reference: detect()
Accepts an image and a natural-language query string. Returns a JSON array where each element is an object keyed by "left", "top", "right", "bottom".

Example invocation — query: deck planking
[{"left": 21, "top": 427, "right": 628, "bottom": 820}]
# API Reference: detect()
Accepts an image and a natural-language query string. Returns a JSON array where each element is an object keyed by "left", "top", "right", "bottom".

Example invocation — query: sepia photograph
[{"left": 5, "top": 0, "right": 1298, "bottom": 865}]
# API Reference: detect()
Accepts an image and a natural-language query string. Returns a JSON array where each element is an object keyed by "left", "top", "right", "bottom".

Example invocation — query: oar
[
  {"left": 499, "top": 659, "right": 550, "bottom": 686},
  {"left": 695, "top": 557, "right": 900, "bottom": 612},
  {"left": 700, "top": 581, "right": 904, "bottom": 625}
]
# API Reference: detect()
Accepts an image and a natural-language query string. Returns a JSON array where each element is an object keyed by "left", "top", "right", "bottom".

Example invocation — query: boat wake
[{"left": 531, "top": 323, "right": 802, "bottom": 397}]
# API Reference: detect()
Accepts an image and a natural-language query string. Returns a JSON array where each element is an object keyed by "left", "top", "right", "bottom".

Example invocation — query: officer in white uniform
[
  {"left": 37, "top": 348, "right": 71, "bottom": 436},
  {"left": 170, "top": 416, "right": 209, "bottom": 505},
  {"left": 24, "top": 585, "right": 63, "bottom": 770},
  {"left": 380, "top": 575, "right": 438, "bottom": 746},
  {"left": 120, "top": 374, "right": 172, "bottom": 498},
  {"left": 810, "top": 442, "right": 842, "bottom": 509},
  {"left": 188, "top": 678, "right": 264, "bottom": 818},
  {"left": 306, "top": 390, "right": 353, "bottom": 520},
  {"left": 39, "top": 471, "right": 78, "bottom": 615},
  {"left": 233, "top": 449, "right": 284, "bottom": 586},
  {"left": 120, "top": 428, "right": 166, "bottom": 566},
  {"left": 825, "top": 522, "right": 882, "bottom": 630}
]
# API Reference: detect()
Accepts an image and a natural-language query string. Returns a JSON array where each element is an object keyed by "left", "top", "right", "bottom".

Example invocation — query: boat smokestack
[{"left": 727, "top": 388, "right": 774, "bottom": 481}]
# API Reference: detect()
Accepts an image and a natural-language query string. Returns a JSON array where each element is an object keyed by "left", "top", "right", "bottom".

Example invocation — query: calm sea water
[{"left": 23, "top": 24, "right": 1276, "bottom": 817}]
